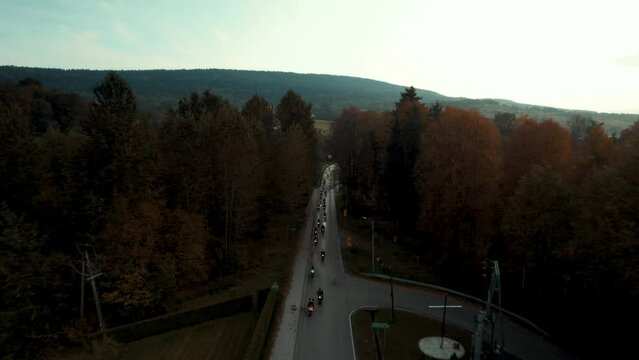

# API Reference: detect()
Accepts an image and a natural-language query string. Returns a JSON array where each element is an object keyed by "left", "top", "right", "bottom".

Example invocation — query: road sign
[{"left": 372, "top": 322, "right": 390, "bottom": 329}]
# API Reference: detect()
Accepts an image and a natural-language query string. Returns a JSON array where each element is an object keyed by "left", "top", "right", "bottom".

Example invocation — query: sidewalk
[{"left": 269, "top": 189, "right": 317, "bottom": 360}]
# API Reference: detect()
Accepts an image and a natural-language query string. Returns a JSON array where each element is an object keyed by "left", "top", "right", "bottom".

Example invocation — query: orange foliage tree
[
  {"left": 416, "top": 107, "right": 502, "bottom": 270},
  {"left": 502, "top": 118, "right": 573, "bottom": 197}
]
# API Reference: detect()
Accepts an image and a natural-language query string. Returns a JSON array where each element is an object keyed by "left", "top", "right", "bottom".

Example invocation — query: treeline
[
  {"left": 0, "top": 73, "right": 317, "bottom": 357},
  {"left": 330, "top": 87, "right": 639, "bottom": 356}
]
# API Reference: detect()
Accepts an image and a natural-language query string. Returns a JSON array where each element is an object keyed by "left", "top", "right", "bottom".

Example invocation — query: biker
[{"left": 321, "top": 249, "right": 326, "bottom": 261}]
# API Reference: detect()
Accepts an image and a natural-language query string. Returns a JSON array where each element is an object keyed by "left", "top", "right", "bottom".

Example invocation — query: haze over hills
[{"left": 1, "top": 65, "right": 636, "bottom": 134}]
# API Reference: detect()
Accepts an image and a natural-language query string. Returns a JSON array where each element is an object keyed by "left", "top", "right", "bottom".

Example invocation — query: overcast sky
[{"left": 1, "top": 0, "right": 638, "bottom": 113}]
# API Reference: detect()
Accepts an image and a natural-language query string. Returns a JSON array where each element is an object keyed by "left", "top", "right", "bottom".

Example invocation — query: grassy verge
[
  {"left": 351, "top": 308, "right": 472, "bottom": 360},
  {"left": 335, "top": 194, "right": 439, "bottom": 284},
  {"left": 66, "top": 312, "right": 257, "bottom": 360}
]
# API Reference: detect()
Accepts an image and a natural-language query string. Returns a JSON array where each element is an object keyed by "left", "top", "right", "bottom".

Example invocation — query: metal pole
[
  {"left": 371, "top": 219, "right": 375, "bottom": 273},
  {"left": 441, "top": 293, "right": 448, "bottom": 348},
  {"left": 80, "top": 258, "right": 85, "bottom": 320},
  {"left": 390, "top": 268, "right": 395, "bottom": 322}
]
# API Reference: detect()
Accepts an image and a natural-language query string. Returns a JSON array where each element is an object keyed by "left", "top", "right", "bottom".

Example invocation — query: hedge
[
  {"left": 243, "top": 283, "right": 280, "bottom": 360},
  {"left": 90, "top": 294, "right": 253, "bottom": 343}
]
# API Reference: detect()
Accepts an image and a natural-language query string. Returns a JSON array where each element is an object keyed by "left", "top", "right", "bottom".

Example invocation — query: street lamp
[
  {"left": 390, "top": 266, "right": 395, "bottom": 322},
  {"left": 362, "top": 216, "right": 375, "bottom": 273},
  {"left": 286, "top": 226, "right": 297, "bottom": 243}
]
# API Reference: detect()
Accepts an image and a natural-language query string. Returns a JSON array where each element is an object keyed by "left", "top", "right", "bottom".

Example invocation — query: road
[{"left": 289, "top": 165, "right": 574, "bottom": 360}]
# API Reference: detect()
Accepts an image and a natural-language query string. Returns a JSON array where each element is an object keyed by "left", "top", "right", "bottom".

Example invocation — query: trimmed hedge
[
  {"left": 91, "top": 294, "right": 253, "bottom": 343},
  {"left": 243, "top": 284, "right": 280, "bottom": 360}
]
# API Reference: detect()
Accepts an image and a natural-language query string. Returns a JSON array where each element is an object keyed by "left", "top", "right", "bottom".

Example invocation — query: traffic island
[{"left": 351, "top": 308, "right": 472, "bottom": 359}]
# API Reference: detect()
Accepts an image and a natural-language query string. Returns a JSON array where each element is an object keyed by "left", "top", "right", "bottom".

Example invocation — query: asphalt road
[{"left": 293, "top": 165, "right": 574, "bottom": 360}]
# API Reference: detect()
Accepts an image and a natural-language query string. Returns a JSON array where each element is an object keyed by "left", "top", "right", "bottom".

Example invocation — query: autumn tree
[
  {"left": 160, "top": 90, "right": 269, "bottom": 271},
  {"left": 501, "top": 166, "right": 573, "bottom": 294},
  {"left": 100, "top": 198, "right": 208, "bottom": 320},
  {"left": 329, "top": 108, "right": 384, "bottom": 211},
  {"left": 270, "top": 125, "right": 313, "bottom": 216},
  {"left": 416, "top": 107, "right": 501, "bottom": 280},
  {"left": 573, "top": 122, "right": 616, "bottom": 181},
  {"left": 502, "top": 118, "right": 573, "bottom": 197}
]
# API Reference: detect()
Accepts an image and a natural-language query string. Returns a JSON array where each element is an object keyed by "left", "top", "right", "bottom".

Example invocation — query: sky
[{"left": 1, "top": 0, "right": 638, "bottom": 113}]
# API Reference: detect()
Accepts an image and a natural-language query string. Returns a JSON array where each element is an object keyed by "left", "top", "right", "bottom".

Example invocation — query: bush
[{"left": 91, "top": 294, "right": 253, "bottom": 343}]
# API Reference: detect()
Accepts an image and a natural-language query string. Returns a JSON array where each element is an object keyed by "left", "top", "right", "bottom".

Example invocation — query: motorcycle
[
  {"left": 314, "top": 237, "right": 318, "bottom": 246},
  {"left": 307, "top": 301, "right": 315, "bottom": 316},
  {"left": 321, "top": 251, "right": 325, "bottom": 262},
  {"left": 310, "top": 266, "right": 315, "bottom": 277},
  {"left": 318, "top": 293, "right": 323, "bottom": 305},
  {"left": 321, "top": 224, "right": 325, "bottom": 234}
]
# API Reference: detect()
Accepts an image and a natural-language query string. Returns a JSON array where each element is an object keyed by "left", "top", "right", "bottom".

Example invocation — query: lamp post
[
  {"left": 390, "top": 266, "right": 395, "bottom": 322},
  {"left": 362, "top": 216, "right": 375, "bottom": 273},
  {"left": 286, "top": 226, "right": 297, "bottom": 243}
]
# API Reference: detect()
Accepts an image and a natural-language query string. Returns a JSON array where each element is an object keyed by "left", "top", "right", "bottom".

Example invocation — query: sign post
[{"left": 428, "top": 293, "right": 462, "bottom": 348}]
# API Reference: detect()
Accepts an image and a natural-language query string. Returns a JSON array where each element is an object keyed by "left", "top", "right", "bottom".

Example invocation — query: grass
[
  {"left": 65, "top": 312, "right": 257, "bottom": 360},
  {"left": 314, "top": 119, "right": 333, "bottom": 135},
  {"left": 119, "top": 312, "right": 256, "bottom": 360},
  {"left": 351, "top": 308, "right": 472, "bottom": 360}
]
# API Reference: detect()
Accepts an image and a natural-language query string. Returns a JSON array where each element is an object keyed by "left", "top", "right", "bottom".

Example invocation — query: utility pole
[
  {"left": 85, "top": 249, "right": 106, "bottom": 333},
  {"left": 72, "top": 244, "right": 106, "bottom": 333}
]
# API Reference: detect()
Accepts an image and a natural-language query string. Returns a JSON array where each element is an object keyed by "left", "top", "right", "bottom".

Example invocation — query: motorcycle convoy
[{"left": 307, "top": 175, "right": 330, "bottom": 317}]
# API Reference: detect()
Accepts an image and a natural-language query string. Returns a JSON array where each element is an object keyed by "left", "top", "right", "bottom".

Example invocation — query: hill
[{"left": 1, "top": 66, "right": 636, "bottom": 134}]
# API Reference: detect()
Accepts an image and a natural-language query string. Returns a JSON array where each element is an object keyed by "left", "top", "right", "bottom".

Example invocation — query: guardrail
[{"left": 361, "top": 272, "right": 551, "bottom": 339}]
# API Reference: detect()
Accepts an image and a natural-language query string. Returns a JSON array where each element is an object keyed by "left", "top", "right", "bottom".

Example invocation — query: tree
[
  {"left": 272, "top": 125, "right": 313, "bottom": 214},
  {"left": 0, "top": 101, "right": 39, "bottom": 214},
  {"left": 493, "top": 112, "right": 517, "bottom": 138},
  {"left": 80, "top": 72, "right": 138, "bottom": 204},
  {"left": 416, "top": 107, "right": 501, "bottom": 277},
  {"left": 567, "top": 114, "right": 596, "bottom": 145},
  {"left": 242, "top": 95, "right": 274, "bottom": 136},
  {"left": 502, "top": 118, "right": 573, "bottom": 197},
  {"left": 0, "top": 203, "right": 71, "bottom": 357},
  {"left": 384, "top": 87, "right": 428, "bottom": 232},
  {"left": 574, "top": 122, "right": 616, "bottom": 181},
  {"left": 501, "top": 166, "right": 573, "bottom": 289},
  {"left": 330, "top": 108, "right": 384, "bottom": 211},
  {"left": 428, "top": 101, "right": 443, "bottom": 120},
  {"left": 276, "top": 90, "right": 313, "bottom": 135},
  {"left": 100, "top": 198, "right": 208, "bottom": 320}
]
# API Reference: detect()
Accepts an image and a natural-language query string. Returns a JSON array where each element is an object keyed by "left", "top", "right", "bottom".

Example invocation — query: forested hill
[{"left": 1, "top": 66, "right": 636, "bottom": 133}]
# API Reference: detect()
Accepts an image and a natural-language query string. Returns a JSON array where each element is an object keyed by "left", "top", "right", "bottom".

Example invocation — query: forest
[
  {"left": 330, "top": 87, "right": 638, "bottom": 357},
  {"left": 1, "top": 72, "right": 637, "bottom": 358},
  {"left": 0, "top": 73, "right": 317, "bottom": 357}
]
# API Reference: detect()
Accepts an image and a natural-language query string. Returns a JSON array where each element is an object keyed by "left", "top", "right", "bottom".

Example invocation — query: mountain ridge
[{"left": 1, "top": 65, "right": 636, "bottom": 133}]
